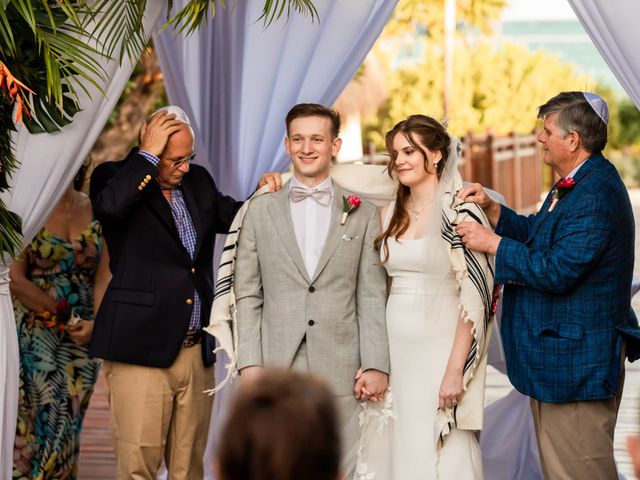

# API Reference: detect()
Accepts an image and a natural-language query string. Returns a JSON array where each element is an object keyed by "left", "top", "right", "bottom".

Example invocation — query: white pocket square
[{"left": 342, "top": 234, "right": 358, "bottom": 242}]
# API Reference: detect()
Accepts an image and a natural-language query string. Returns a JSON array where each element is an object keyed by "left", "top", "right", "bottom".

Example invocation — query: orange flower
[{"left": 0, "top": 61, "right": 34, "bottom": 123}]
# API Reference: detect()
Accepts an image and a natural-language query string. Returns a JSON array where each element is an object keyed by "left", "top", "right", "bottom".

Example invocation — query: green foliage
[
  {"left": 364, "top": 41, "right": 592, "bottom": 149},
  {"left": 615, "top": 98, "right": 640, "bottom": 147},
  {"left": 0, "top": 0, "right": 319, "bottom": 257},
  {"left": 165, "top": 0, "right": 318, "bottom": 34},
  {"left": 607, "top": 147, "right": 640, "bottom": 188},
  {"left": 384, "top": 0, "right": 507, "bottom": 41}
]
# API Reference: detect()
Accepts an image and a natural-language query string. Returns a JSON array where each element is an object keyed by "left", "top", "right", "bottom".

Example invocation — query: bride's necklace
[
  {"left": 64, "top": 192, "right": 75, "bottom": 220},
  {"left": 408, "top": 197, "right": 426, "bottom": 221}
]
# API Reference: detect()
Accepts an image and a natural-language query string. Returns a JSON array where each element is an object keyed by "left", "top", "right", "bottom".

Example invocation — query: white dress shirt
[
  {"left": 567, "top": 159, "right": 587, "bottom": 178},
  {"left": 289, "top": 175, "right": 334, "bottom": 278}
]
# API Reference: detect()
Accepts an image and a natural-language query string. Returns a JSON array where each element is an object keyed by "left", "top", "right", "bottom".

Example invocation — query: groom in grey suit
[{"left": 235, "top": 103, "right": 389, "bottom": 474}]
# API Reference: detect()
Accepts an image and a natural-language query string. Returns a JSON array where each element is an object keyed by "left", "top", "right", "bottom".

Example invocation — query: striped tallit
[{"left": 435, "top": 188, "right": 496, "bottom": 448}]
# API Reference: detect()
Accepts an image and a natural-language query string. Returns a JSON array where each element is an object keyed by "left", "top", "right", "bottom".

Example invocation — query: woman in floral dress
[{"left": 10, "top": 166, "right": 110, "bottom": 480}]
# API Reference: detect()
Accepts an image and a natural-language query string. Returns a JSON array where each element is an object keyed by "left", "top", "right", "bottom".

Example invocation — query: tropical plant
[
  {"left": 363, "top": 41, "right": 591, "bottom": 148},
  {"left": 0, "top": 0, "right": 318, "bottom": 257}
]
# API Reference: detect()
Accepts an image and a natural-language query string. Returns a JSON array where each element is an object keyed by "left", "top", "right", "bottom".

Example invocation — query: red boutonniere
[
  {"left": 341, "top": 195, "right": 361, "bottom": 225},
  {"left": 548, "top": 177, "right": 576, "bottom": 212}
]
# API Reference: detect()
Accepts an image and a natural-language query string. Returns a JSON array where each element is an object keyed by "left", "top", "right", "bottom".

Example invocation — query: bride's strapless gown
[{"left": 384, "top": 233, "right": 482, "bottom": 479}]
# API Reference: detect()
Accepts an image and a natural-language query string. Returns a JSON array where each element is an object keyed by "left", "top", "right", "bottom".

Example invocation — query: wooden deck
[{"left": 78, "top": 373, "right": 116, "bottom": 479}]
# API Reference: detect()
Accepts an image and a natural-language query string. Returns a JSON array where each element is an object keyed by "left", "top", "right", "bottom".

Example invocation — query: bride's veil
[{"left": 422, "top": 133, "right": 462, "bottom": 241}]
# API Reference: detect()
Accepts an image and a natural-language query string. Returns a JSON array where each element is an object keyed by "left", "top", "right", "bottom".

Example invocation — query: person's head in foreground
[
  {"left": 536, "top": 91, "right": 608, "bottom": 177},
  {"left": 216, "top": 369, "right": 341, "bottom": 480}
]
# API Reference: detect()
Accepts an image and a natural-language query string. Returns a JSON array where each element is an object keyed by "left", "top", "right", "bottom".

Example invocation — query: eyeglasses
[{"left": 169, "top": 152, "right": 197, "bottom": 168}]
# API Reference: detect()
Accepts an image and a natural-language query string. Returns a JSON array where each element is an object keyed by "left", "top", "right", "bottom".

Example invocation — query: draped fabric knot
[{"left": 289, "top": 186, "right": 332, "bottom": 206}]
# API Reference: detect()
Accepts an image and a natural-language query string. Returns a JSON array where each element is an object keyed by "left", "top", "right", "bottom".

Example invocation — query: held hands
[
  {"left": 439, "top": 368, "right": 463, "bottom": 410},
  {"left": 257, "top": 172, "right": 283, "bottom": 192},
  {"left": 139, "top": 112, "right": 185, "bottom": 157},
  {"left": 456, "top": 221, "right": 501, "bottom": 255},
  {"left": 354, "top": 368, "right": 388, "bottom": 402}
]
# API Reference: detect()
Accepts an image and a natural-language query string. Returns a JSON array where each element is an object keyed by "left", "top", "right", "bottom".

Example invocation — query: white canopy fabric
[
  {"left": 154, "top": 0, "right": 399, "bottom": 199},
  {"left": 153, "top": 1, "right": 398, "bottom": 477},
  {"left": 3, "top": 0, "right": 640, "bottom": 478},
  {"left": 0, "top": 3, "right": 164, "bottom": 477},
  {"left": 568, "top": 0, "right": 640, "bottom": 109}
]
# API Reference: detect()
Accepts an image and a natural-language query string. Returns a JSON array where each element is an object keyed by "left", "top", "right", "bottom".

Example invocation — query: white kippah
[
  {"left": 154, "top": 105, "right": 192, "bottom": 126},
  {"left": 152, "top": 105, "right": 195, "bottom": 141},
  {"left": 582, "top": 92, "right": 609, "bottom": 125}
]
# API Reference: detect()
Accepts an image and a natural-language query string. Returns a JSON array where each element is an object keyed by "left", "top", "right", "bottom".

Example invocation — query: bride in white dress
[{"left": 354, "top": 115, "right": 495, "bottom": 479}]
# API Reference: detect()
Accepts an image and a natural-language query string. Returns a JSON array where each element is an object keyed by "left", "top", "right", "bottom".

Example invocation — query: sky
[{"left": 501, "top": 0, "right": 577, "bottom": 21}]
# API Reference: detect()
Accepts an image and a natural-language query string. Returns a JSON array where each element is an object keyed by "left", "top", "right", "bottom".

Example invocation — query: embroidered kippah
[{"left": 582, "top": 92, "right": 609, "bottom": 125}]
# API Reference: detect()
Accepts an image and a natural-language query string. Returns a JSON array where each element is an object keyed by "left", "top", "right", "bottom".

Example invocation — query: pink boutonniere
[
  {"left": 548, "top": 177, "right": 576, "bottom": 212},
  {"left": 341, "top": 194, "right": 361, "bottom": 225}
]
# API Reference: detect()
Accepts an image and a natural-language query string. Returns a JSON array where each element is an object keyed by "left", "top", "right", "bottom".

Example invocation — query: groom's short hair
[
  {"left": 286, "top": 103, "right": 341, "bottom": 139},
  {"left": 217, "top": 369, "right": 340, "bottom": 480}
]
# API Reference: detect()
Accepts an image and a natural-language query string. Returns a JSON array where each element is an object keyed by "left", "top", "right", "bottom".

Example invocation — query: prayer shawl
[
  {"left": 434, "top": 174, "right": 496, "bottom": 448},
  {"left": 203, "top": 180, "right": 278, "bottom": 393}
]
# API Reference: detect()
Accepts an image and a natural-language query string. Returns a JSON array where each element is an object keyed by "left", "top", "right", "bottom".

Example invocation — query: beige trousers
[
  {"left": 291, "top": 339, "right": 360, "bottom": 479},
  {"left": 530, "top": 357, "right": 625, "bottom": 480},
  {"left": 103, "top": 346, "right": 215, "bottom": 480}
]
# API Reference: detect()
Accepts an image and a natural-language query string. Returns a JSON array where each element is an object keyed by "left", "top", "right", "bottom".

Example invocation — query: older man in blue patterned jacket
[{"left": 456, "top": 91, "right": 640, "bottom": 480}]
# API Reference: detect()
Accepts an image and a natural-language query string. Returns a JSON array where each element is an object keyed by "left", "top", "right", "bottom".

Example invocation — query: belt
[{"left": 182, "top": 329, "right": 202, "bottom": 348}]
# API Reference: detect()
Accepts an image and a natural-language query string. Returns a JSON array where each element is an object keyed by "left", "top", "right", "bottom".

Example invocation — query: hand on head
[{"left": 139, "top": 112, "right": 186, "bottom": 157}]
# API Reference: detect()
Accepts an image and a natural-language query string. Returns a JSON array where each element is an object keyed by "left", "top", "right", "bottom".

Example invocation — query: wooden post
[
  {"left": 443, "top": 0, "right": 455, "bottom": 120},
  {"left": 512, "top": 131, "right": 522, "bottom": 211},
  {"left": 487, "top": 132, "right": 495, "bottom": 190},
  {"left": 462, "top": 132, "right": 472, "bottom": 181}
]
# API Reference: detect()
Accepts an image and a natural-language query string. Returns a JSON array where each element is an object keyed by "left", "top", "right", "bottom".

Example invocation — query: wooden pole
[{"left": 443, "top": 0, "right": 456, "bottom": 120}]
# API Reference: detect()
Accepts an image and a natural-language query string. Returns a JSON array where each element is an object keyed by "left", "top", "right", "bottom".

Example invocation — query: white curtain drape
[
  {"left": 568, "top": 0, "right": 640, "bottom": 109},
  {"left": 154, "top": 0, "right": 399, "bottom": 199},
  {"left": 0, "top": 3, "right": 164, "bottom": 477},
  {"left": 153, "top": 1, "right": 398, "bottom": 477}
]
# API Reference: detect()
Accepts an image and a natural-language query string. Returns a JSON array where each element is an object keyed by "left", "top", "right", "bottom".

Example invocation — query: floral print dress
[{"left": 13, "top": 221, "right": 102, "bottom": 480}]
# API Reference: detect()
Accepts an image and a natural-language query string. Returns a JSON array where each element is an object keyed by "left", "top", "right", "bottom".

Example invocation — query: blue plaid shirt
[{"left": 140, "top": 150, "right": 201, "bottom": 330}]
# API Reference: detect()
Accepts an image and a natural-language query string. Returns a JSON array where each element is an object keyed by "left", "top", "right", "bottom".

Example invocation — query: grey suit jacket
[{"left": 235, "top": 181, "right": 389, "bottom": 395}]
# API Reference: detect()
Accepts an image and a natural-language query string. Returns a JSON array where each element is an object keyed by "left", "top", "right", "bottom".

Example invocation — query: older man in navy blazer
[{"left": 457, "top": 91, "right": 640, "bottom": 479}]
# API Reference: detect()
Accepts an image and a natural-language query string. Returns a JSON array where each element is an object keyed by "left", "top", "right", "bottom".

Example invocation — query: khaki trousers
[
  {"left": 530, "top": 357, "right": 625, "bottom": 480},
  {"left": 291, "top": 339, "right": 360, "bottom": 479},
  {"left": 103, "top": 346, "right": 215, "bottom": 480}
]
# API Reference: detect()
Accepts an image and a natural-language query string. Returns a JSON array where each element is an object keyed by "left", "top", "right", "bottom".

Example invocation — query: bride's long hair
[{"left": 375, "top": 115, "right": 451, "bottom": 262}]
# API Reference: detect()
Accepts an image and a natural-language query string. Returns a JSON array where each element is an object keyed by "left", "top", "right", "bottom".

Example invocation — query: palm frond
[
  {"left": 164, "top": 0, "right": 221, "bottom": 36},
  {"left": 92, "top": 0, "right": 147, "bottom": 64},
  {"left": 0, "top": 8, "right": 16, "bottom": 54},
  {"left": 258, "top": 0, "right": 318, "bottom": 27},
  {"left": 163, "top": 0, "right": 318, "bottom": 34},
  {"left": 3, "top": 3, "right": 107, "bottom": 117},
  {"left": 0, "top": 198, "right": 22, "bottom": 257}
]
